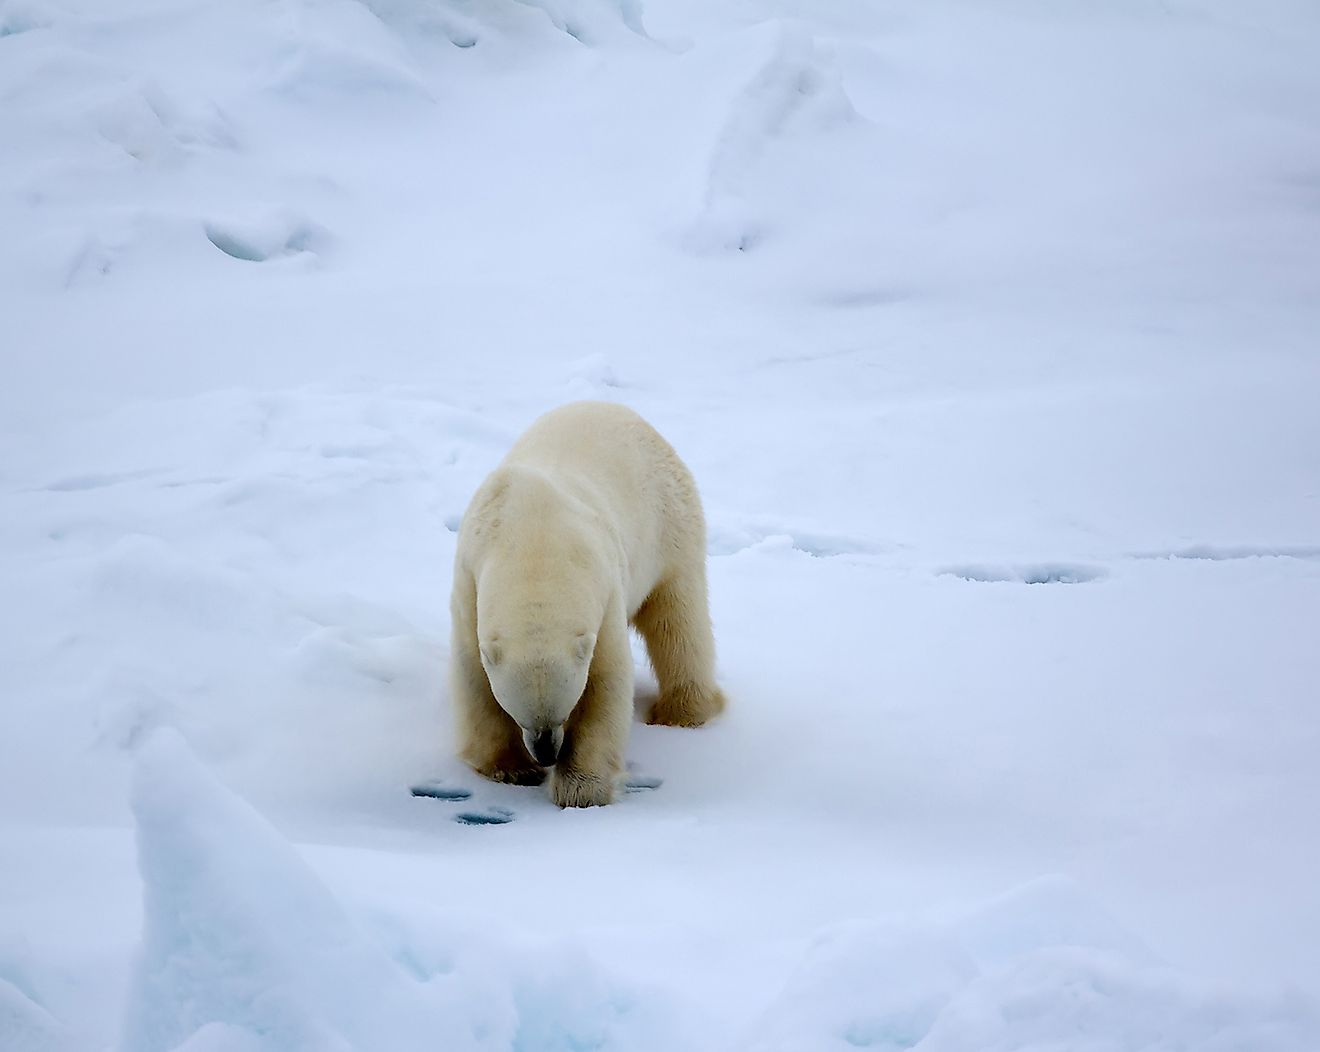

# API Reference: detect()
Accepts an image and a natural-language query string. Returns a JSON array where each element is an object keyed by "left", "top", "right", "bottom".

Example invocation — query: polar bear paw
[
  {"left": 550, "top": 767, "right": 617, "bottom": 808},
  {"left": 475, "top": 758, "right": 547, "bottom": 786},
  {"left": 647, "top": 683, "right": 726, "bottom": 728}
]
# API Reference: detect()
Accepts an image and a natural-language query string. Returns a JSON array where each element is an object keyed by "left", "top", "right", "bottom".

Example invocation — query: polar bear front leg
[
  {"left": 450, "top": 617, "right": 546, "bottom": 786},
  {"left": 551, "top": 606, "right": 632, "bottom": 808}
]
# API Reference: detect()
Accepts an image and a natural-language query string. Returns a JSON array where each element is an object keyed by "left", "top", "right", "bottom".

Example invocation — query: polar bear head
[{"left": 476, "top": 561, "right": 601, "bottom": 767}]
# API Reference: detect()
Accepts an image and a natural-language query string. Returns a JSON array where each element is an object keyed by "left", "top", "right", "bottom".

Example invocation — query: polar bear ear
[
  {"left": 479, "top": 641, "right": 503, "bottom": 667},
  {"left": 574, "top": 632, "right": 597, "bottom": 664}
]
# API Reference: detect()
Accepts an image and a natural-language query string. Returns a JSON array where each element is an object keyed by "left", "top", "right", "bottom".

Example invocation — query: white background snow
[{"left": 2, "top": 0, "right": 1319, "bottom": 1049}]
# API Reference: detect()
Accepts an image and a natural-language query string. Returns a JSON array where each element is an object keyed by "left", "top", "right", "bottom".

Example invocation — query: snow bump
[
  {"left": 687, "top": 24, "right": 866, "bottom": 255},
  {"left": 204, "top": 209, "right": 330, "bottom": 265},
  {"left": 121, "top": 730, "right": 468, "bottom": 1052}
]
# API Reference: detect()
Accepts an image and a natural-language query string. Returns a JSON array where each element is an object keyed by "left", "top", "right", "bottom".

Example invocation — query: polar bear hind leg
[{"left": 634, "top": 574, "right": 726, "bottom": 728}]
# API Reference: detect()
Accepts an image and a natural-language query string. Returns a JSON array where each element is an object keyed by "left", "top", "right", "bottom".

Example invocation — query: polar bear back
[{"left": 492, "top": 401, "right": 703, "bottom": 615}]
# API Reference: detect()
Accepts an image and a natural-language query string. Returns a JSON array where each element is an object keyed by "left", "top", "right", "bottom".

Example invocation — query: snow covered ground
[{"left": 3, "top": 0, "right": 1320, "bottom": 1049}]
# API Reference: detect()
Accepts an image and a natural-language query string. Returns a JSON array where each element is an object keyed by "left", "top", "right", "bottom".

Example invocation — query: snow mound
[
  {"left": 363, "top": 0, "right": 646, "bottom": 49},
  {"left": 122, "top": 730, "right": 461, "bottom": 1052},
  {"left": 687, "top": 23, "right": 870, "bottom": 254},
  {"left": 204, "top": 208, "right": 330, "bottom": 265},
  {"left": 0, "top": 0, "right": 54, "bottom": 36},
  {"left": 744, "top": 924, "right": 975, "bottom": 1052},
  {"left": 743, "top": 877, "right": 1318, "bottom": 1052},
  {"left": 120, "top": 731, "right": 695, "bottom": 1052},
  {"left": 90, "top": 81, "right": 238, "bottom": 166},
  {"left": 955, "top": 875, "right": 1154, "bottom": 967},
  {"left": 269, "top": 0, "right": 431, "bottom": 103},
  {"left": 921, "top": 947, "right": 1318, "bottom": 1052},
  {"left": 513, "top": 0, "right": 646, "bottom": 45},
  {"left": 563, "top": 352, "right": 626, "bottom": 398},
  {"left": 0, "top": 978, "right": 74, "bottom": 1052}
]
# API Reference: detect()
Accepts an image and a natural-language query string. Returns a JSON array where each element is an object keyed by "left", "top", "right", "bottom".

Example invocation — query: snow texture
[
  {"left": 119, "top": 736, "right": 1320, "bottom": 1052},
  {"left": 2, "top": 0, "right": 1320, "bottom": 1049}
]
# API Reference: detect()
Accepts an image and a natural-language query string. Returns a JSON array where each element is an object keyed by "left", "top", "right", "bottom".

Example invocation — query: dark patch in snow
[
  {"left": 410, "top": 780, "right": 472, "bottom": 802},
  {"left": 205, "top": 227, "right": 273, "bottom": 262},
  {"left": 942, "top": 564, "right": 1104, "bottom": 585},
  {"left": 734, "top": 229, "right": 760, "bottom": 252},
  {"left": 42, "top": 468, "right": 162, "bottom": 492},
  {"left": 454, "top": 806, "right": 514, "bottom": 826},
  {"left": 820, "top": 286, "right": 915, "bottom": 310},
  {"left": 843, "top": 1019, "right": 924, "bottom": 1049},
  {"left": 205, "top": 218, "right": 327, "bottom": 263},
  {"left": 158, "top": 476, "right": 230, "bottom": 489},
  {"left": 63, "top": 237, "right": 115, "bottom": 286},
  {"left": 1133, "top": 544, "right": 1320, "bottom": 563}
]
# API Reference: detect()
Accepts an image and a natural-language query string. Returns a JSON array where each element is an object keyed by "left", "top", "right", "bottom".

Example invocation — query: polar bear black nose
[{"left": 527, "top": 729, "right": 561, "bottom": 767}]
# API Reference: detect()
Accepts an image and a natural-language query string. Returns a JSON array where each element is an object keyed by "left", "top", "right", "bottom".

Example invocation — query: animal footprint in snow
[
  {"left": 410, "top": 780, "right": 514, "bottom": 825},
  {"left": 453, "top": 806, "right": 515, "bottom": 826},
  {"left": 409, "top": 779, "right": 472, "bottom": 802}
]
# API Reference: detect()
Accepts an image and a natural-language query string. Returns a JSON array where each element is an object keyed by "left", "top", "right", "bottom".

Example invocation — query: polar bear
[{"left": 449, "top": 401, "right": 725, "bottom": 807}]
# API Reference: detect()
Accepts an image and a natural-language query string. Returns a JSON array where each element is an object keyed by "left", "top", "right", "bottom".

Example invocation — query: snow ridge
[
  {"left": 688, "top": 24, "right": 862, "bottom": 253},
  {"left": 120, "top": 732, "right": 691, "bottom": 1052}
]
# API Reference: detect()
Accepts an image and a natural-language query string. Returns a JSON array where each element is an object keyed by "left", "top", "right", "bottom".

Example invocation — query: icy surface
[{"left": 3, "top": 0, "right": 1320, "bottom": 1049}]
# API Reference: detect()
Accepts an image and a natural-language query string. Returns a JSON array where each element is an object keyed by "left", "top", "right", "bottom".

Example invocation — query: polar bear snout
[{"left": 523, "top": 725, "right": 564, "bottom": 767}]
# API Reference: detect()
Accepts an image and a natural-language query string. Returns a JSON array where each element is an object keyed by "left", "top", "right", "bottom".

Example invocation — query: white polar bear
[{"left": 449, "top": 401, "right": 725, "bottom": 807}]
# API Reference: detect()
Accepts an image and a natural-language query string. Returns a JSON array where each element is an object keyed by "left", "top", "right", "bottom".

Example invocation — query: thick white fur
[{"left": 449, "top": 401, "right": 725, "bottom": 807}]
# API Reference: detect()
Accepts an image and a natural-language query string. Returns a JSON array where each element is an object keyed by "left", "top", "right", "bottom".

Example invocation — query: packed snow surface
[{"left": 3, "top": 0, "right": 1319, "bottom": 1049}]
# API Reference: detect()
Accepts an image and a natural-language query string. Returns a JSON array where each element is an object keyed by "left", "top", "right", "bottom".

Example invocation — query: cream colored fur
[{"left": 449, "top": 401, "right": 725, "bottom": 808}]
